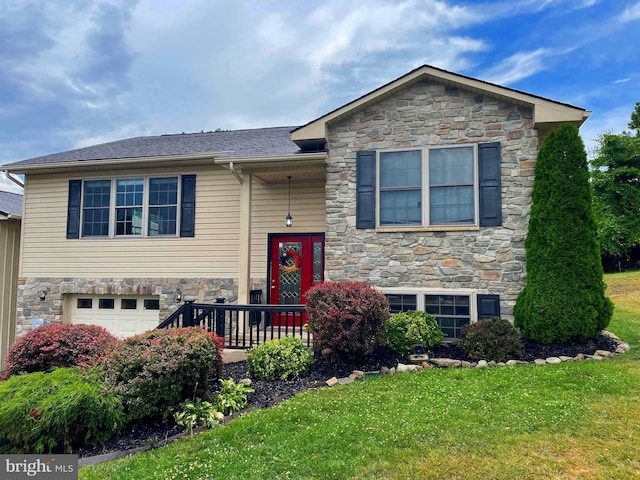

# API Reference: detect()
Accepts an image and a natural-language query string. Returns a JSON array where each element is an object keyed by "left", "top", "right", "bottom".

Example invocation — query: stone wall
[
  {"left": 15, "top": 276, "right": 238, "bottom": 337},
  {"left": 325, "top": 79, "right": 539, "bottom": 319}
]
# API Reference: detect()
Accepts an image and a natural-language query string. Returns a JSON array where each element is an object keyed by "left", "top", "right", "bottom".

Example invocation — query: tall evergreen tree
[{"left": 514, "top": 124, "right": 613, "bottom": 343}]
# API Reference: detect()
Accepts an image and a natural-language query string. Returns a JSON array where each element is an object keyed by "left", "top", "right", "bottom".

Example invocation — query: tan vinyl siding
[
  {"left": 0, "top": 219, "right": 20, "bottom": 371},
  {"left": 20, "top": 165, "right": 242, "bottom": 278},
  {"left": 250, "top": 180, "right": 326, "bottom": 277}
]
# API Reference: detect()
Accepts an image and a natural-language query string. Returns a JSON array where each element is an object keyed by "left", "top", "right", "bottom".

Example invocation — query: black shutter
[
  {"left": 477, "top": 294, "right": 501, "bottom": 320},
  {"left": 66, "top": 180, "right": 82, "bottom": 239},
  {"left": 478, "top": 142, "right": 502, "bottom": 226},
  {"left": 356, "top": 151, "right": 376, "bottom": 229},
  {"left": 180, "top": 174, "right": 196, "bottom": 237}
]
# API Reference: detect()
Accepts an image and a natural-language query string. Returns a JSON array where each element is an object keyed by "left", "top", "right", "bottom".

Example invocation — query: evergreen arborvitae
[{"left": 514, "top": 123, "right": 613, "bottom": 343}]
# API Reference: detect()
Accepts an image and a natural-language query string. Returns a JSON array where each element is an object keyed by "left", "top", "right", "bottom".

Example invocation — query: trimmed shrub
[
  {"left": 305, "top": 281, "right": 390, "bottom": 363},
  {"left": 382, "top": 310, "right": 444, "bottom": 355},
  {"left": 100, "top": 328, "right": 223, "bottom": 423},
  {"left": 0, "top": 367, "right": 124, "bottom": 453},
  {"left": 459, "top": 317, "right": 523, "bottom": 362},
  {"left": 3, "top": 323, "right": 117, "bottom": 379},
  {"left": 514, "top": 123, "right": 613, "bottom": 343},
  {"left": 246, "top": 337, "right": 313, "bottom": 381}
]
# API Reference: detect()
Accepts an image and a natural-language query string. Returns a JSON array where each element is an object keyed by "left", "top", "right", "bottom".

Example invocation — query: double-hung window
[
  {"left": 356, "top": 142, "right": 501, "bottom": 229},
  {"left": 67, "top": 174, "right": 195, "bottom": 239},
  {"left": 378, "top": 146, "right": 476, "bottom": 226}
]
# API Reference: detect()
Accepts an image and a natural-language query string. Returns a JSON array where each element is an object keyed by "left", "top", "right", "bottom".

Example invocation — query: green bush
[
  {"left": 100, "top": 328, "right": 222, "bottom": 423},
  {"left": 514, "top": 123, "right": 613, "bottom": 343},
  {"left": 214, "top": 378, "right": 253, "bottom": 415},
  {"left": 246, "top": 337, "right": 313, "bottom": 381},
  {"left": 305, "top": 281, "right": 390, "bottom": 363},
  {"left": 459, "top": 317, "right": 523, "bottom": 362},
  {"left": 0, "top": 368, "right": 124, "bottom": 453},
  {"left": 173, "top": 399, "right": 223, "bottom": 435},
  {"left": 3, "top": 323, "right": 117, "bottom": 379},
  {"left": 382, "top": 311, "right": 444, "bottom": 355}
]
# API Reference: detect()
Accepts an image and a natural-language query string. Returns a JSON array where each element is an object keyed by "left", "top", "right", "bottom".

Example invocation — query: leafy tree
[
  {"left": 514, "top": 124, "right": 613, "bottom": 343},
  {"left": 629, "top": 101, "right": 640, "bottom": 134},
  {"left": 590, "top": 132, "right": 640, "bottom": 270}
]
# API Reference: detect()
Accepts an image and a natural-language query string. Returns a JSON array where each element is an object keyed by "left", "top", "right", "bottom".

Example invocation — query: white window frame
[
  {"left": 381, "top": 288, "right": 478, "bottom": 338},
  {"left": 80, "top": 175, "right": 181, "bottom": 238},
  {"left": 376, "top": 145, "right": 479, "bottom": 228}
]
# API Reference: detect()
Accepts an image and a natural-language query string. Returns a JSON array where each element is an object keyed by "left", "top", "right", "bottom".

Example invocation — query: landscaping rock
[
  {"left": 546, "top": 357, "right": 562, "bottom": 364},
  {"left": 326, "top": 377, "right": 339, "bottom": 387},
  {"left": 380, "top": 366, "right": 390, "bottom": 375},
  {"left": 430, "top": 358, "right": 462, "bottom": 368},
  {"left": 397, "top": 363, "right": 409, "bottom": 373},
  {"left": 350, "top": 370, "right": 365, "bottom": 380},
  {"left": 476, "top": 360, "right": 489, "bottom": 368},
  {"left": 534, "top": 359, "right": 547, "bottom": 365},
  {"left": 559, "top": 356, "right": 573, "bottom": 362},
  {"left": 239, "top": 378, "right": 252, "bottom": 387},
  {"left": 595, "top": 350, "right": 613, "bottom": 358},
  {"left": 337, "top": 377, "right": 354, "bottom": 385}
]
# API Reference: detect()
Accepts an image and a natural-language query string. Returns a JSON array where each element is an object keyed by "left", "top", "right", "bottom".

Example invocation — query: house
[
  {"left": 0, "top": 190, "right": 22, "bottom": 371},
  {"left": 0, "top": 65, "right": 589, "bottom": 341}
]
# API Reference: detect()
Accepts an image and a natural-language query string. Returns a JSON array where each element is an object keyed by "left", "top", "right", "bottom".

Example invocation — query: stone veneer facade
[
  {"left": 324, "top": 79, "right": 539, "bottom": 319},
  {"left": 14, "top": 277, "right": 259, "bottom": 338}
]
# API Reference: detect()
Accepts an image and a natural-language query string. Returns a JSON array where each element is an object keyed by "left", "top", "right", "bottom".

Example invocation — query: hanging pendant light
[{"left": 285, "top": 175, "right": 293, "bottom": 227}]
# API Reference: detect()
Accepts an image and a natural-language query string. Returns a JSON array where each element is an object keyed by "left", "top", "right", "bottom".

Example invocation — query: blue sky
[{"left": 1, "top": 0, "right": 639, "bottom": 193}]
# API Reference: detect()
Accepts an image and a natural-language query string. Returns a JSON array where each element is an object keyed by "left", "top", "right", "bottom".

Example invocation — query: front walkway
[{"left": 223, "top": 349, "right": 247, "bottom": 364}]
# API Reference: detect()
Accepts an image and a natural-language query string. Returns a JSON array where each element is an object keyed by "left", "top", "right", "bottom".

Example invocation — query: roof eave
[
  {"left": 291, "top": 64, "right": 590, "bottom": 145},
  {"left": 2, "top": 151, "right": 230, "bottom": 174},
  {"left": 213, "top": 152, "right": 327, "bottom": 166}
]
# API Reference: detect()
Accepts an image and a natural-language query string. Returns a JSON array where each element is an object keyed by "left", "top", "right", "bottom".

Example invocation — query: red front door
[{"left": 269, "top": 234, "right": 324, "bottom": 324}]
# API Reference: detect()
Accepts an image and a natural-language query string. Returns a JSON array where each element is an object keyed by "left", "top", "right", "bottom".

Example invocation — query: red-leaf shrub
[
  {"left": 3, "top": 323, "right": 117, "bottom": 379},
  {"left": 100, "top": 327, "right": 223, "bottom": 423},
  {"left": 305, "top": 281, "right": 390, "bottom": 363}
]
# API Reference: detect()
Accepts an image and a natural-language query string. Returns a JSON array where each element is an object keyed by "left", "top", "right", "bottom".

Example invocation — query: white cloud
[
  {"left": 481, "top": 48, "right": 552, "bottom": 85},
  {"left": 579, "top": 106, "right": 631, "bottom": 157},
  {"left": 620, "top": 2, "right": 640, "bottom": 21},
  {"left": 614, "top": 77, "right": 631, "bottom": 84}
]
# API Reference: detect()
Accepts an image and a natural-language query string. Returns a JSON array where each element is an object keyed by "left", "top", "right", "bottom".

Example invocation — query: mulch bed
[{"left": 77, "top": 334, "right": 619, "bottom": 458}]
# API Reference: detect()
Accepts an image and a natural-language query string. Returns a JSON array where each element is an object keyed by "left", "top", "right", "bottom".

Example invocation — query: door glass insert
[
  {"left": 279, "top": 242, "right": 302, "bottom": 304},
  {"left": 313, "top": 241, "right": 323, "bottom": 283}
]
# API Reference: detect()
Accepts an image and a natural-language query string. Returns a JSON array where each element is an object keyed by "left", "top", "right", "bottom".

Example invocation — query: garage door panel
[{"left": 70, "top": 294, "right": 160, "bottom": 338}]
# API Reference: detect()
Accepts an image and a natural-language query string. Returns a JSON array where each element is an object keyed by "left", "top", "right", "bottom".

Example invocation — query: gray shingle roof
[
  {"left": 3, "top": 126, "right": 303, "bottom": 168},
  {"left": 0, "top": 190, "right": 23, "bottom": 217}
]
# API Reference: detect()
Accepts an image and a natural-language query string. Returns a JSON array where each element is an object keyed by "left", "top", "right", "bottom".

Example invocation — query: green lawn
[{"left": 80, "top": 272, "right": 640, "bottom": 480}]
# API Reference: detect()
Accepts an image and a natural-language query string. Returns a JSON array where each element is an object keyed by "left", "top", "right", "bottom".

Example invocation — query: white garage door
[{"left": 70, "top": 295, "right": 161, "bottom": 338}]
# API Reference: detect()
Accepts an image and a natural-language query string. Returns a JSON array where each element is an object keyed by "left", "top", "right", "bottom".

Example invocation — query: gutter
[
  {"left": 2, "top": 170, "right": 24, "bottom": 188},
  {"left": 1, "top": 151, "right": 230, "bottom": 174}
]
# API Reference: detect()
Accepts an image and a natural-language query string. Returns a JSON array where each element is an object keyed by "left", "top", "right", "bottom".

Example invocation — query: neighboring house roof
[
  {"left": 0, "top": 190, "right": 23, "bottom": 219},
  {"left": 291, "top": 64, "right": 591, "bottom": 149},
  {"left": 1, "top": 126, "right": 303, "bottom": 171}
]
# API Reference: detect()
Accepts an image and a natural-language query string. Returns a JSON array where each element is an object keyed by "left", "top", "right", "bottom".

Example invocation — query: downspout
[{"left": 2, "top": 171, "right": 24, "bottom": 189}]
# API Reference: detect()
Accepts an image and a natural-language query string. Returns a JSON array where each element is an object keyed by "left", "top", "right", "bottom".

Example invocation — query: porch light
[
  {"left": 38, "top": 290, "right": 47, "bottom": 301},
  {"left": 285, "top": 175, "right": 293, "bottom": 228},
  {"left": 175, "top": 289, "right": 182, "bottom": 303}
]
